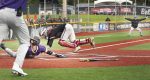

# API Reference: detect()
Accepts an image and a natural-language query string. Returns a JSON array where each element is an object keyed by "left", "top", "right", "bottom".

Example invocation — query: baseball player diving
[
  {"left": 125, "top": 16, "right": 147, "bottom": 36},
  {"left": 45, "top": 23, "right": 95, "bottom": 53},
  {"left": 0, "top": 36, "right": 66, "bottom": 59},
  {"left": 0, "top": 0, "right": 30, "bottom": 76}
]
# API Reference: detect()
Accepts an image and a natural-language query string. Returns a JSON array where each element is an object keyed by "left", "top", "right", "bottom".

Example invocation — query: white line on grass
[{"left": 79, "top": 38, "right": 150, "bottom": 52}]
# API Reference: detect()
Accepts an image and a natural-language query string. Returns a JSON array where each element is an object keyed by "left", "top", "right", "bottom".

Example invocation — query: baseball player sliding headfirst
[
  {"left": 0, "top": 36, "right": 66, "bottom": 59},
  {"left": 0, "top": 0, "right": 30, "bottom": 76},
  {"left": 125, "top": 16, "right": 147, "bottom": 36},
  {"left": 46, "top": 22, "right": 95, "bottom": 53}
]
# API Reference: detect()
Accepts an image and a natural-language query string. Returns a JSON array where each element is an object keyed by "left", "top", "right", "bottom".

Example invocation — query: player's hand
[{"left": 55, "top": 54, "right": 67, "bottom": 58}]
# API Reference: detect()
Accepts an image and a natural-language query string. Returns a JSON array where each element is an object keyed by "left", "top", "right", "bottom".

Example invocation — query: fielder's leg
[
  {"left": 66, "top": 24, "right": 95, "bottom": 48},
  {"left": 10, "top": 16, "right": 30, "bottom": 76},
  {"left": 128, "top": 27, "right": 134, "bottom": 35},
  {"left": 74, "top": 37, "right": 95, "bottom": 48},
  {"left": 0, "top": 13, "right": 9, "bottom": 43},
  {"left": 0, "top": 9, "right": 11, "bottom": 53},
  {"left": 58, "top": 39, "right": 78, "bottom": 48},
  {"left": 136, "top": 27, "right": 143, "bottom": 36},
  {"left": 59, "top": 24, "right": 80, "bottom": 52},
  {"left": 60, "top": 24, "right": 76, "bottom": 41},
  {"left": 59, "top": 24, "right": 95, "bottom": 52}
]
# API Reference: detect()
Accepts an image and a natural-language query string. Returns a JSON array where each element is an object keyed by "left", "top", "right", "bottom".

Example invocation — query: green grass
[
  {"left": 1, "top": 30, "right": 150, "bottom": 80},
  {"left": 0, "top": 65, "right": 150, "bottom": 80},
  {"left": 122, "top": 43, "right": 150, "bottom": 50}
]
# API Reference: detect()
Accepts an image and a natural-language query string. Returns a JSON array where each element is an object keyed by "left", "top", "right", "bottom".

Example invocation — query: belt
[
  {"left": 0, "top": 7, "right": 22, "bottom": 17},
  {"left": 2, "top": 7, "right": 16, "bottom": 12}
]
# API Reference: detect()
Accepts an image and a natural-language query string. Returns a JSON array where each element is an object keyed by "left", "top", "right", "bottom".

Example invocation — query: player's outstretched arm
[
  {"left": 138, "top": 18, "right": 146, "bottom": 21},
  {"left": 125, "top": 18, "right": 132, "bottom": 21},
  {"left": 46, "top": 50, "right": 66, "bottom": 58}
]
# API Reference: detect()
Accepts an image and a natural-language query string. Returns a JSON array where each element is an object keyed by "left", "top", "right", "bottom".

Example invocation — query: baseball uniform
[
  {"left": 47, "top": 23, "right": 95, "bottom": 51},
  {"left": 125, "top": 18, "right": 146, "bottom": 36},
  {"left": 0, "top": 0, "right": 30, "bottom": 76}
]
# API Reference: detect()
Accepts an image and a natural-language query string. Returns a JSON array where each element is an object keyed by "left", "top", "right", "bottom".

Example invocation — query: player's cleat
[
  {"left": 140, "top": 34, "right": 143, "bottom": 37},
  {"left": 89, "top": 37, "right": 95, "bottom": 48},
  {"left": 55, "top": 54, "right": 67, "bottom": 58},
  {"left": 73, "top": 46, "right": 81, "bottom": 53},
  {"left": 12, "top": 62, "right": 28, "bottom": 76},
  {"left": 12, "top": 70, "right": 28, "bottom": 76},
  {"left": 0, "top": 43, "right": 6, "bottom": 50}
]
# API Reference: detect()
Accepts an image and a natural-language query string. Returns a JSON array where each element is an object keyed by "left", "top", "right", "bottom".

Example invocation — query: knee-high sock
[
  {"left": 58, "top": 40, "right": 77, "bottom": 48},
  {"left": 74, "top": 38, "right": 91, "bottom": 45}
]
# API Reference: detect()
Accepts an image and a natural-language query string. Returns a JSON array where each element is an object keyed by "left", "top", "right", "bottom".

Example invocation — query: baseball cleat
[
  {"left": 73, "top": 46, "right": 81, "bottom": 53},
  {"left": 12, "top": 62, "right": 28, "bottom": 76},
  {"left": 89, "top": 37, "right": 95, "bottom": 48},
  {"left": 55, "top": 54, "right": 67, "bottom": 58},
  {"left": 12, "top": 70, "right": 28, "bottom": 76}
]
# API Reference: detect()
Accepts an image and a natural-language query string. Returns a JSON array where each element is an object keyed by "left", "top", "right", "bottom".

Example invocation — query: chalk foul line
[{"left": 79, "top": 39, "right": 150, "bottom": 52}]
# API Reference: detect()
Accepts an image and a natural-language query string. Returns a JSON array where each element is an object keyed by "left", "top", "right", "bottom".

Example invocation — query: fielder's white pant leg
[
  {"left": 68, "top": 25, "right": 76, "bottom": 42},
  {"left": 14, "top": 16, "right": 30, "bottom": 68},
  {"left": 14, "top": 44, "right": 29, "bottom": 68},
  {"left": 14, "top": 16, "right": 30, "bottom": 44},
  {"left": 129, "top": 27, "right": 134, "bottom": 35},
  {"left": 5, "top": 48, "right": 17, "bottom": 57},
  {"left": 61, "top": 24, "right": 76, "bottom": 42},
  {"left": 0, "top": 8, "right": 29, "bottom": 74},
  {"left": 0, "top": 9, "right": 10, "bottom": 43},
  {"left": 59, "top": 24, "right": 77, "bottom": 48},
  {"left": 0, "top": 24, "right": 9, "bottom": 43},
  {"left": 136, "top": 27, "right": 142, "bottom": 35},
  {"left": 9, "top": 15, "right": 30, "bottom": 68}
]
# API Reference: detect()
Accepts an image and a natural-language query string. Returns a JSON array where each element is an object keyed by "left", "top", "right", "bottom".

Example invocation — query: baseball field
[{"left": 0, "top": 29, "right": 150, "bottom": 80}]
